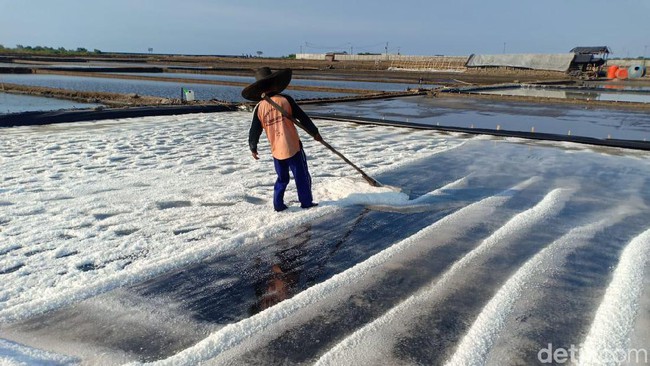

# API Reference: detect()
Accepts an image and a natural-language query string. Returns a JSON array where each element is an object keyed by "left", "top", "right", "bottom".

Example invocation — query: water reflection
[
  {"left": 477, "top": 86, "right": 650, "bottom": 104},
  {"left": 251, "top": 225, "right": 312, "bottom": 314}
]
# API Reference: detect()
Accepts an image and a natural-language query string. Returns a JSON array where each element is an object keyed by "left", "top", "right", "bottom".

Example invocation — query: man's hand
[
  {"left": 314, "top": 133, "right": 323, "bottom": 142},
  {"left": 252, "top": 151, "right": 259, "bottom": 160}
]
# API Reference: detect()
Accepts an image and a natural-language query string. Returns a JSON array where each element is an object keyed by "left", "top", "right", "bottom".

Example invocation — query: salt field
[
  {"left": 1, "top": 110, "right": 649, "bottom": 365},
  {"left": 3, "top": 0, "right": 650, "bottom": 363}
]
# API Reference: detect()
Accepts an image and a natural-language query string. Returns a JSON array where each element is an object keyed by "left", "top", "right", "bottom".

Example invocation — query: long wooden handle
[
  {"left": 316, "top": 140, "right": 382, "bottom": 187},
  {"left": 262, "top": 94, "right": 382, "bottom": 187}
]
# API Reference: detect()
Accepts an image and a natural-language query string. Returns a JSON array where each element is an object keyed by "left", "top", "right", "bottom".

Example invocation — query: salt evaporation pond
[
  {"left": 476, "top": 85, "right": 650, "bottom": 104},
  {"left": 583, "top": 80, "right": 650, "bottom": 92},
  {"left": 0, "top": 74, "right": 350, "bottom": 102},
  {"left": 0, "top": 63, "right": 39, "bottom": 67},
  {"left": 116, "top": 72, "right": 427, "bottom": 92},
  {"left": 306, "top": 94, "right": 650, "bottom": 142},
  {"left": 1, "top": 110, "right": 649, "bottom": 365},
  {"left": 0, "top": 92, "right": 102, "bottom": 114}
]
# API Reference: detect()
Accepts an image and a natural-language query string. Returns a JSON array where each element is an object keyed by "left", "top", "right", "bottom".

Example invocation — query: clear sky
[{"left": 1, "top": 0, "right": 648, "bottom": 58}]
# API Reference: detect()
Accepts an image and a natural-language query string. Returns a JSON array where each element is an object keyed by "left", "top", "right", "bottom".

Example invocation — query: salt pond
[
  {"left": 0, "top": 74, "right": 351, "bottom": 102},
  {"left": 0, "top": 92, "right": 102, "bottom": 114},
  {"left": 114, "top": 72, "right": 427, "bottom": 92},
  {"left": 306, "top": 95, "right": 650, "bottom": 141},
  {"left": 476, "top": 85, "right": 650, "bottom": 104}
]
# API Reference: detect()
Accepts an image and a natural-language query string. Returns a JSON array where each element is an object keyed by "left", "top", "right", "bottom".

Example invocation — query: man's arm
[
  {"left": 249, "top": 105, "right": 263, "bottom": 159},
  {"left": 284, "top": 95, "right": 321, "bottom": 140}
]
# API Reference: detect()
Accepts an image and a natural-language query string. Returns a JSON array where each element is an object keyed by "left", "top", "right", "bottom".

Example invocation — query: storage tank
[
  {"left": 615, "top": 68, "right": 629, "bottom": 79},
  {"left": 606, "top": 65, "right": 619, "bottom": 79},
  {"left": 628, "top": 65, "right": 645, "bottom": 79}
]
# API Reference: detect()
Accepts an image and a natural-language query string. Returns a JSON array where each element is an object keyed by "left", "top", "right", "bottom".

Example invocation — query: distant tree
[
  {"left": 256, "top": 51, "right": 263, "bottom": 57},
  {"left": 2, "top": 44, "right": 108, "bottom": 55},
  {"left": 284, "top": 54, "right": 296, "bottom": 59}
]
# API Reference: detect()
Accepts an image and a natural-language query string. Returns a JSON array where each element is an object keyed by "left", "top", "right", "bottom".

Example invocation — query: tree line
[{"left": 0, "top": 44, "right": 102, "bottom": 55}]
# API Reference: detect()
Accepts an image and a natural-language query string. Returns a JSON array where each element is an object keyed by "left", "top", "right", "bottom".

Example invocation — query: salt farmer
[{"left": 242, "top": 67, "right": 321, "bottom": 212}]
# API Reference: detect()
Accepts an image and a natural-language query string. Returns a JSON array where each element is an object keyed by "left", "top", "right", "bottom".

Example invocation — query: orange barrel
[
  {"left": 607, "top": 65, "right": 619, "bottom": 79},
  {"left": 616, "top": 68, "right": 629, "bottom": 79}
]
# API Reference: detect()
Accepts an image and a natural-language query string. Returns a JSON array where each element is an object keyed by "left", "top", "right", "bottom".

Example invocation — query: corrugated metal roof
[
  {"left": 570, "top": 46, "right": 611, "bottom": 54},
  {"left": 572, "top": 54, "right": 593, "bottom": 63}
]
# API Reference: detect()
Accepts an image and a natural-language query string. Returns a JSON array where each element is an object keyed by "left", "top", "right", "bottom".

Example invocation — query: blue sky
[{"left": 1, "top": 0, "right": 648, "bottom": 57}]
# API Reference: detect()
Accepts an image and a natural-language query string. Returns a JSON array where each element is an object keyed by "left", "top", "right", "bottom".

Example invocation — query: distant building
[
  {"left": 325, "top": 52, "right": 349, "bottom": 62},
  {"left": 465, "top": 47, "right": 611, "bottom": 77}
]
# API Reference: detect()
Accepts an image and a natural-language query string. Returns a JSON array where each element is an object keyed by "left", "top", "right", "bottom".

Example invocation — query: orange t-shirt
[{"left": 256, "top": 95, "right": 301, "bottom": 160}]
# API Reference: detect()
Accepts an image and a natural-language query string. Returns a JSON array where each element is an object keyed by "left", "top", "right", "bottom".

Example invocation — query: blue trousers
[{"left": 273, "top": 149, "right": 313, "bottom": 211}]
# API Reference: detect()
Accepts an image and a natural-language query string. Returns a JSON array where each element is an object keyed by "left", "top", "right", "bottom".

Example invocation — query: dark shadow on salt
[{"left": 156, "top": 201, "right": 192, "bottom": 210}]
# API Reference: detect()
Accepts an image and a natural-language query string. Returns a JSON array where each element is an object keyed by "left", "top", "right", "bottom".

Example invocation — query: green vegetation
[{"left": 0, "top": 45, "right": 102, "bottom": 55}]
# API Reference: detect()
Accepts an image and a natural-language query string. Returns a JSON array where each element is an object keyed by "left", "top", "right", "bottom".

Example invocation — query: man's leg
[
  {"left": 288, "top": 149, "right": 315, "bottom": 208},
  {"left": 273, "top": 157, "right": 290, "bottom": 211}
]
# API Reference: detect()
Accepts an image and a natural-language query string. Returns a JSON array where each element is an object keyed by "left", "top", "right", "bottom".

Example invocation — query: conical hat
[{"left": 241, "top": 67, "right": 292, "bottom": 101}]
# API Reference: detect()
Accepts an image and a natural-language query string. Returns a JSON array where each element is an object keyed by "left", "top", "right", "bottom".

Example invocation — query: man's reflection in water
[{"left": 250, "top": 225, "right": 312, "bottom": 314}]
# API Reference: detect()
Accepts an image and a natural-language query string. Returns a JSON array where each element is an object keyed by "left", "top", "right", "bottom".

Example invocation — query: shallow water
[
  {"left": 583, "top": 80, "right": 650, "bottom": 91},
  {"left": 306, "top": 95, "right": 650, "bottom": 141},
  {"left": 0, "top": 74, "right": 351, "bottom": 102},
  {"left": 477, "top": 85, "right": 650, "bottom": 104},
  {"left": 0, "top": 93, "right": 102, "bottom": 114},
  {"left": 114, "top": 72, "right": 428, "bottom": 92}
]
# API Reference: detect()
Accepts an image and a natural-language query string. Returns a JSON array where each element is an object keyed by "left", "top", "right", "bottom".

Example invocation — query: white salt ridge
[
  {"left": 0, "top": 338, "right": 78, "bottom": 366},
  {"left": 578, "top": 228, "right": 650, "bottom": 366},
  {"left": 446, "top": 203, "right": 635, "bottom": 366},
  {"left": 315, "top": 186, "right": 571, "bottom": 366},
  {"left": 145, "top": 177, "right": 538, "bottom": 365}
]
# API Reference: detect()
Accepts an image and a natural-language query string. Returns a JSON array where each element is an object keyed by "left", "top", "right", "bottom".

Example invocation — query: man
[{"left": 242, "top": 67, "right": 321, "bottom": 212}]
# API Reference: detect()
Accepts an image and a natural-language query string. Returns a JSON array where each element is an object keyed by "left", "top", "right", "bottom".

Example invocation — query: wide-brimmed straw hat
[{"left": 241, "top": 67, "right": 292, "bottom": 101}]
